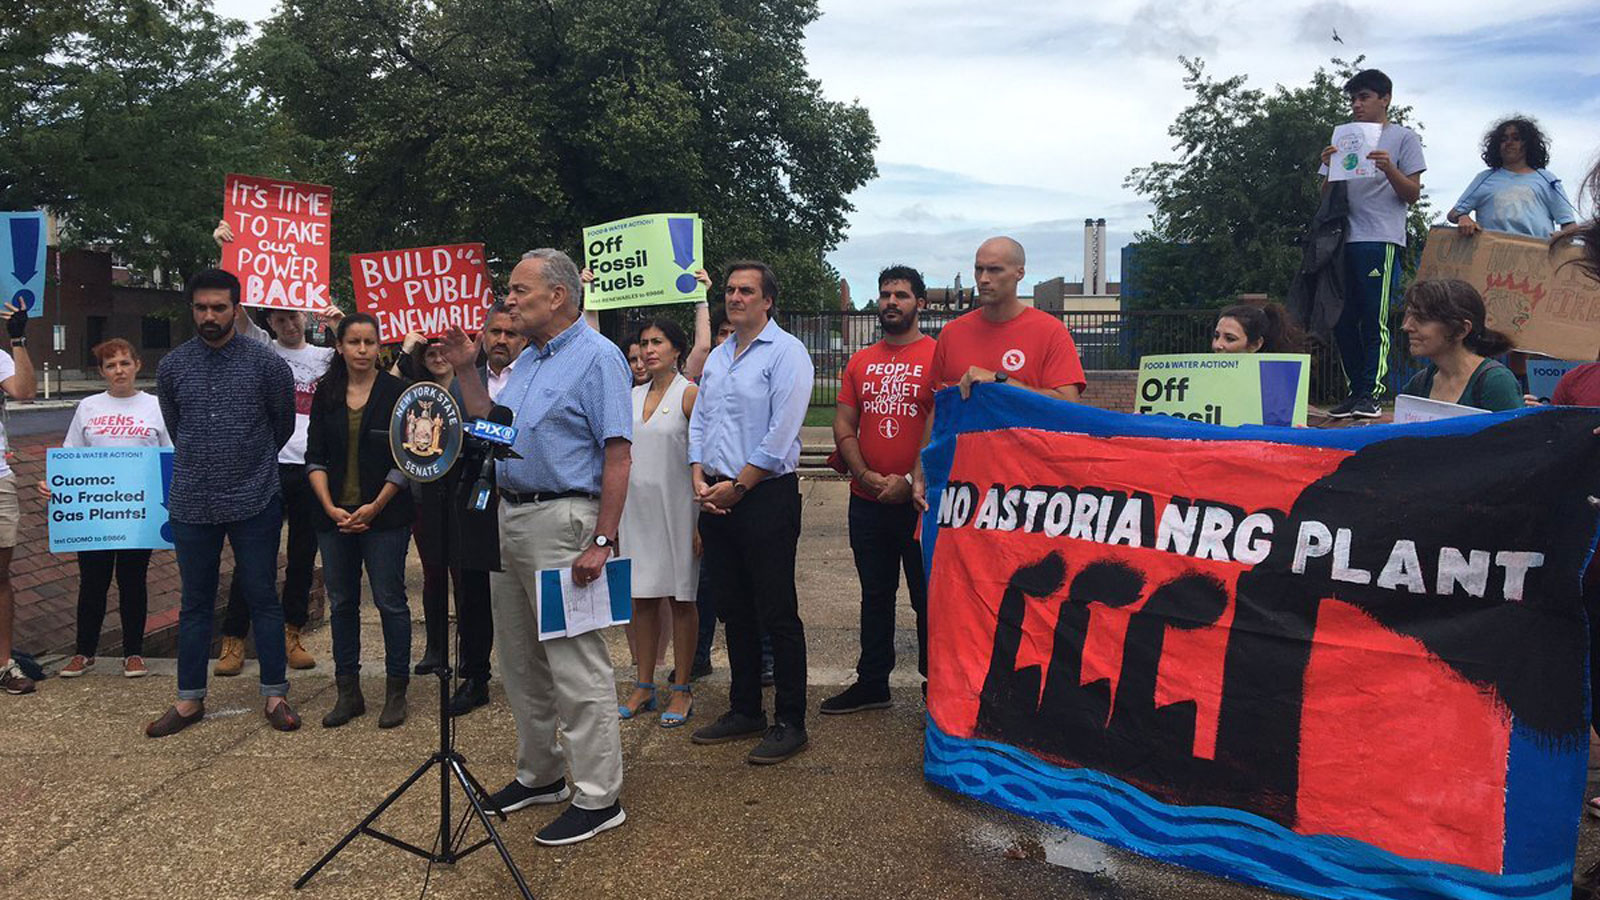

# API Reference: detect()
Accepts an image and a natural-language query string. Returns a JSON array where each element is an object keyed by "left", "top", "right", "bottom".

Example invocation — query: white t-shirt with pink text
[{"left": 63, "top": 391, "right": 172, "bottom": 448}]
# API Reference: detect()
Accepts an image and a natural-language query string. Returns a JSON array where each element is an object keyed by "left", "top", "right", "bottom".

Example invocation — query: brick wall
[
  {"left": 1081, "top": 370, "right": 1137, "bottom": 413},
  {"left": 10, "top": 433, "right": 322, "bottom": 659}
]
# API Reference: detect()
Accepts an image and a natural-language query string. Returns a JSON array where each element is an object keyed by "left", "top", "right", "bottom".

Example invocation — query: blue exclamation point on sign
[
  {"left": 668, "top": 217, "right": 697, "bottom": 294},
  {"left": 1258, "top": 360, "right": 1302, "bottom": 426}
]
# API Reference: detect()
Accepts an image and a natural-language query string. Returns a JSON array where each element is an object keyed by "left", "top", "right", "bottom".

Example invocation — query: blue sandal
[
  {"left": 659, "top": 684, "right": 694, "bottom": 728},
  {"left": 619, "top": 682, "right": 657, "bottom": 720}
]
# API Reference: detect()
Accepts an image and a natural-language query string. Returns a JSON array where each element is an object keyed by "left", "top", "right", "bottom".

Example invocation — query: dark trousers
[
  {"left": 222, "top": 464, "right": 317, "bottom": 635},
  {"left": 172, "top": 495, "right": 287, "bottom": 700},
  {"left": 414, "top": 498, "right": 495, "bottom": 681},
  {"left": 318, "top": 524, "right": 412, "bottom": 678},
  {"left": 848, "top": 494, "right": 927, "bottom": 686},
  {"left": 699, "top": 474, "right": 806, "bottom": 726},
  {"left": 692, "top": 551, "right": 716, "bottom": 668},
  {"left": 75, "top": 549, "right": 153, "bottom": 657},
  {"left": 1335, "top": 241, "right": 1400, "bottom": 401}
]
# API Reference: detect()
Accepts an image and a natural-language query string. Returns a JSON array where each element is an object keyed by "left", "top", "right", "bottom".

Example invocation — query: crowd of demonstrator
[{"left": 3, "top": 66, "right": 1600, "bottom": 847}]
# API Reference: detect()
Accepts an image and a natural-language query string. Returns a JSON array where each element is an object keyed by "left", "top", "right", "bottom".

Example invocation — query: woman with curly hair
[{"left": 1447, "top": 116, "right": 1578, "bottom": 238}]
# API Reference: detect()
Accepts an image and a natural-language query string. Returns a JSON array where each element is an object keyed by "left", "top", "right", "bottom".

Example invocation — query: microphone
[{"left": 464, "top": 405, "right": 518, "bottom": 512}]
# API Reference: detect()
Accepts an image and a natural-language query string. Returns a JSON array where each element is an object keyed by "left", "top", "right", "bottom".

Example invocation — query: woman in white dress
[{"left": 618, "top": 318, "right": 700, "bottom": 727}]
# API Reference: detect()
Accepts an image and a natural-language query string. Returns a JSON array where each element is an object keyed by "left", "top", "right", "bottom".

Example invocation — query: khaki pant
[{"left": 492, "top": 496, "right": 623, "bottom": 809}]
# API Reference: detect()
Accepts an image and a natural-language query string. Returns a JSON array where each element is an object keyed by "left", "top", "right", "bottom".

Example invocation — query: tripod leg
[
  {"left": 294, "top": 755, "right": 441, "bottom": 889},
  {"left": 450, "top": 752, "right": 507, "bottom": 821},
  {"left": 449, "top": 759, "right": 538, "bottom": 900}
]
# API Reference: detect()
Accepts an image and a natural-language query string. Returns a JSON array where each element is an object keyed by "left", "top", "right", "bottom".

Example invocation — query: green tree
[
  {"left": 1124, "top": 56, "right": 1432, "bottom": 310},
  {"left": 246, "top": 0, "right": 877, "bottom": 311},
  {"left": 0, "top": 0, "right": 289, "bottom": 279}
]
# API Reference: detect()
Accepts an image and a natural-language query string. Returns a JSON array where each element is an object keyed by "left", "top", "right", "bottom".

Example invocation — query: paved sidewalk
[{"left": 3, "top": 479, "right": 1598, "bottom": 899}]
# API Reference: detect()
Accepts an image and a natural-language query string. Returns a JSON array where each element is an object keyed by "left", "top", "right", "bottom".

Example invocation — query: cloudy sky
[{"left": 215, "top": 0, "right": 1600, "bottom": 301}]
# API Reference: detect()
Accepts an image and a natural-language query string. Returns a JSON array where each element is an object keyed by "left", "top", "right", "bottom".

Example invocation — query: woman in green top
[
  {"left": 1397, "top": 280, "right": 1521, "bottom": 412},
  {"left": 306, "top": 313, "right": 416, "bottom": 728}
]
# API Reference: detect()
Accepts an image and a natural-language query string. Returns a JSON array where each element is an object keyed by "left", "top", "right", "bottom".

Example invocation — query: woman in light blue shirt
[{"left": 1448, "top": 117, "right": 1577, "bottom": 238}]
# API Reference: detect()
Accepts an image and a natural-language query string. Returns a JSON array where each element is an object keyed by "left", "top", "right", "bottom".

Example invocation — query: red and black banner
[{"left": 920, "top": 386, "right": 1600, "bottom": 900}]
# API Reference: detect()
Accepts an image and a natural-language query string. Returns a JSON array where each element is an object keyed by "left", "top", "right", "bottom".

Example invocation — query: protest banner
[
  {"left": 221, "top": 174, "right": 332, "bottom": 310},
  {"left": 1392, "top": 394, "right": 1486, "bottom": 423},
  {"left": 1, "top": 210, "right": 47, "bottom": 316},
  {"left": 1416, "top": 225, "right": 1600, "bottom": 361},
  {"left": 920, "top": 386, "right": 1599, "bottom": 900},
  {"left": 1527, "top": 358, "right": 1584, "bottom": 403},
  {"left": 581, "top": 213, "right": 705, "bottom": 310},
  {"left": 1326, "top": 122, "right": 1382, "bottom": 181},
  {"left": 1136, "top": 353, "right": 1310, "bottom": 426},
  {"left": 46, "top": 448, "right": 174, "bottom": 552},
  {"left": 351, "top": 243, "right": 494, "bottom": 342}
]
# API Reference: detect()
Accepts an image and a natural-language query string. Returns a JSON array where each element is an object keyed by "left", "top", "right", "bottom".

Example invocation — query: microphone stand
[{"left": 296, "top": 445, "right": 534, "bottom": 899}]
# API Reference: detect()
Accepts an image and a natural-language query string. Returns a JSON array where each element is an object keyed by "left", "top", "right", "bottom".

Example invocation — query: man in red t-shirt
[
  {"left": 913, "top": 236, "right": 1088, "bottom": 509},
  {"left": 825, "top": 265, "right": 936, "bottom": 713}
]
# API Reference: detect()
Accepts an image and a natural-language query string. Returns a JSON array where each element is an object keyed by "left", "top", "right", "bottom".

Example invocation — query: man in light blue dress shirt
[
  {"left": 442, "top": 248, "right": 633, "bottom": 846},
  {"left": 686, "top": 260, "right": 816, "bottom": 764}
]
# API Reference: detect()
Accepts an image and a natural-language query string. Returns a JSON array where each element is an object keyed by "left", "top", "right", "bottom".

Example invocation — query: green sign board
[
  {"left": 1135, "top": 353, "right": 1311, "bottom": 427},
  {"left": 581, "top": 213, "right": 705, "bottom": 310}
]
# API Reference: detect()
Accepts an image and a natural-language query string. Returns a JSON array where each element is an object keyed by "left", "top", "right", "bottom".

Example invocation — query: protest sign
[
  {"left": 1, "top": 210, "right": 47, "bottom": 316},
  {"left": 1392, "top": 394, "right": 1485, "bottom": 423},
  {"left": 1416, "top": 225, "right": 1600, "bottom": 361},
  {"left": 1526, "top": 358, "right": 1584, "bottom": 403},
  {"left": 351, "top": 243, "right": 494, "bottom": 342},
  {"left": 1326, "top": 122, "right": 1382, "bottom": 181},
  {"left": 46, "top": 448, "right": 174, "bottom": 552},
  {"left": 921, "top": 386, "right": 1599, "bottom": 900},
  {"left": 221, "top": 174, "right": 332, "bottom": 310},
  {"left": 581, "top": 213, "right": 705, "bottom": 310},
  {"left": 1136, "top": 353, "right": 1310, "bottom": 426}
]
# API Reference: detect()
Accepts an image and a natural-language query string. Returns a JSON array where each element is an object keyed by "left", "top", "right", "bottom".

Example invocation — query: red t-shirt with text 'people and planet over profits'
[
  {"left": 837, "top": 335, "right": 937, "bottom": 500},
  {"left": 929, "top": 305, "right": 1088, "bottom": 394}
]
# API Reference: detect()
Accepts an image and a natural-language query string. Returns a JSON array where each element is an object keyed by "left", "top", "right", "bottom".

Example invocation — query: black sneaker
[
  {"left": 1327, "top": 396, "right": 1361, "bottom": 418},
  {"left": 484, "top": 777, "right": 570, "bottom": 813},
  {"left": 747, "top": 723, "right": 809, "bottom": 765},
  {"left": 534, "top": 802, "right": 626, "bottom": 846},
  {"left": 690, "top": 710, "right": 767, "bottom": 745},
  {"left": 820, "top": 682, "right": 892, "bottom": 715},
  {"left": 1350, "top": 397, "right": 1382, "bottom": 418},
  {"left": 666, "top": 658, "right": 714, "bottom": 683},
  {"left": 448, "top": 677, "right": 490, "bottom": 717}
]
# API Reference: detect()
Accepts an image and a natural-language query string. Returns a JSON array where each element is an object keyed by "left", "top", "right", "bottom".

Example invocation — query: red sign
[
  {"left": 221, "top": 174, "right": 332, "bottom": 310},
  {"left": 351, "top": 243, "right": 495, "bottom": 343}
]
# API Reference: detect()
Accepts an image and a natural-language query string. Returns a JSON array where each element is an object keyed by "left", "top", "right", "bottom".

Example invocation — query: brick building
[{"left": 30, "top": 248, "right": 190, "bottom": 379}]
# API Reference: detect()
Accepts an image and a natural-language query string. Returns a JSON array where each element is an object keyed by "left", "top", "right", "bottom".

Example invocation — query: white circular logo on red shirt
[
  {"left": 878, "top": 417, "right": 900, "bottom": 440},
  {"left": 1001, "top": 349, "right": 1026, "bottom": 372}
]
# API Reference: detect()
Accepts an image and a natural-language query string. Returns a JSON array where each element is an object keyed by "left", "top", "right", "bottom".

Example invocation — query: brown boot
[
  {"left": 378, "top": 676, "right": 408, "bottom": 729},
  {"left": 285, "top": 625, "right": 315, "bottom": 670},
  {"left": 213, "top": 636, "right": 245, "bottom": 677}
]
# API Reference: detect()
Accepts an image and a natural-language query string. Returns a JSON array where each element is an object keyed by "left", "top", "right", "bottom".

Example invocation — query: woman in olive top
[
  {"left": 306, "top": 313, "right": 416, "bottom": 728},
  {"left": 1397, "top": 279, "right": 1521, "bottom": 412}
]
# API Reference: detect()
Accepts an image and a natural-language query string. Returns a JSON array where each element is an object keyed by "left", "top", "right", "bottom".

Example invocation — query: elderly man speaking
[{"left": 440, "top": 248, "right": 632, "bottom": 846}]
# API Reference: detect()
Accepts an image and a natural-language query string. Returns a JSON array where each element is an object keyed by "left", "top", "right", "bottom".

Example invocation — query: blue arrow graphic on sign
[
  {"left": 9, "top": 216, "right": 39, "bottom": 284},
  {"left": 667, "top": 217, "right": 695, "bottom": 270}
]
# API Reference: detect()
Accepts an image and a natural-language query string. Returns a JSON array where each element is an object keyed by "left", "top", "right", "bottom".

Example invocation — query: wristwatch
[
  {"left": 592, "top": 534, "right": 614, "bottom": 549},
  {"left": 9, "top": 338, "right": 25, "bottom": 348},
  {"left": 732, "top": 481, "right": 749, "bottom": 497},
  {"left": 993, "top": 370, "right": 1008, "bottom": 384}
]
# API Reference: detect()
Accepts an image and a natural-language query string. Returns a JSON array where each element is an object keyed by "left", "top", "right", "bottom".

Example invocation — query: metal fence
[{"left": 623, "top": 308, "right": 1421, "bottom": 408}]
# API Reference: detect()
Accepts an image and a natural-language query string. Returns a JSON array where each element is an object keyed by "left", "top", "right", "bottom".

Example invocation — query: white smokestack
[
  {"left": 1092, "top": 218, "right": 1107, "bottom": 294},
  {"left": 1082, "top": 219, "right": 1094, "bottom": 290}
]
